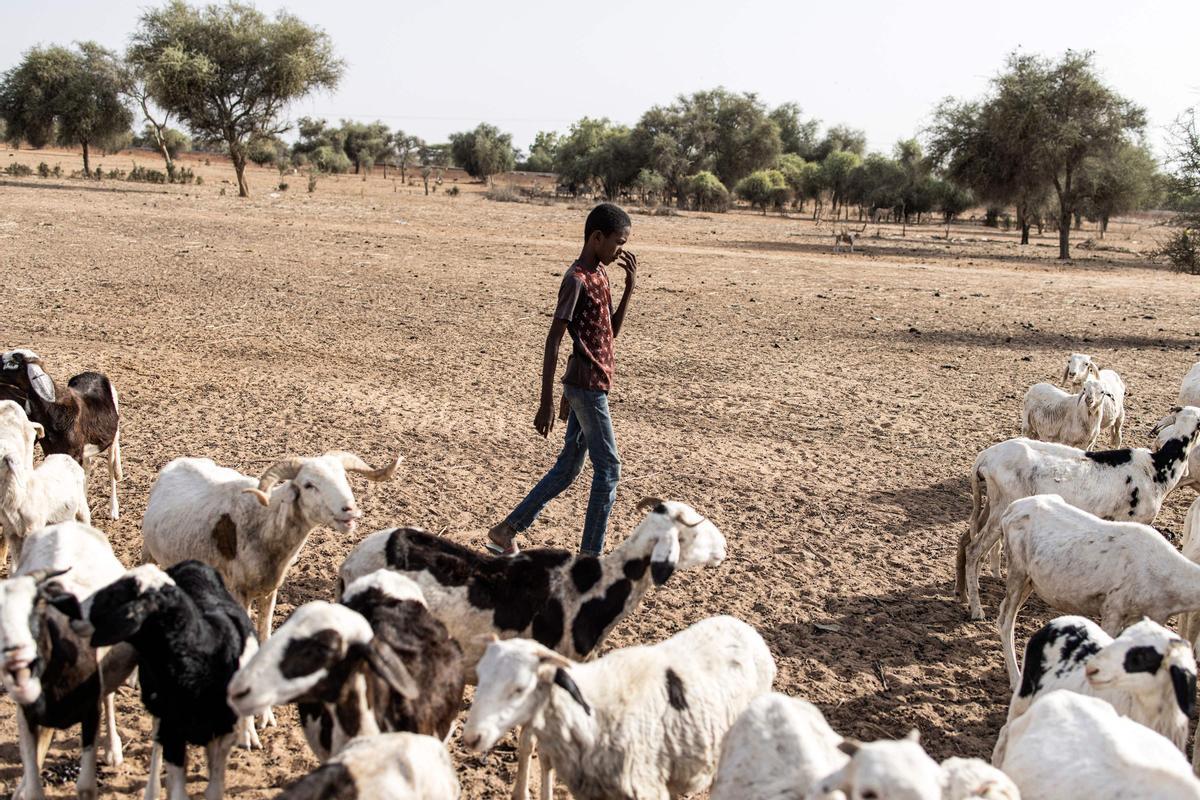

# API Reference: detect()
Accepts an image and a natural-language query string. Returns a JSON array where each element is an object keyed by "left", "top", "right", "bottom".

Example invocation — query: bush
[
  {"left": 485, "top": 185, "right": 524, "bottom": 203},
  {"left": 1155, "top": 228, "right": 1200, "bottom": 274},
  {"left": 447, "top": 185, "right": 460, "bottom": 197},
  {"left": 277, "top": 181, "right": 288, "bottom": 191},
  {"left": 195, "top": 176, "right": 204, "bottom": 186},
  {"left": 735, "top": 170, "right": 790, "bottom": 212},
  {"left": 687, "top": 171, "right": 730, "bottom": 212},
  {"left": 4, "top": 163, "right": 34, "bottom": 177},
  {"left": 106, "top": 168, "right": 126, "bottom": 180},
  {"left": 128, "top": 165, "right": 167, "bottom": 183},
  {"left": 52, "top": 164, "right": 62, "bottom": 177},
  {"left": 307, "top": 172, "right": 318, "bottom": 193},
  {"left": 37, "top": 162, "right": 50, "bottom": 178},
  {"left": 173, "top": 167, "right": 196, "bottom": 184}
]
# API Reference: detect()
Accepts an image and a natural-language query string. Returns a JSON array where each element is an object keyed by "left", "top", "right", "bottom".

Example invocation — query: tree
[
  {"left": 449, "top": 123, "right": 516, "bottom": 183},
  {"left": 521, "top": 131, "right": 558, "bottom": 173},
  {"left": 389, "top": 132, "right": 420, "bottom": 182},
  {"left": 814, "top": 124, "right": 867, "bottom": 160},
  {"left": 291, "top": 117, "right": 351, "bottom": 173},
  {"left": 418, "top": 141, "right": 450, "bottom": 195},
  {"left": 247, "top": 135, "right": 288, "bottom": 167},
  {"left": 130, "top": 0, "right": 343, "bottom": 197},
  {"left": 735, "top": 169, "right": 788, "bottom": 214},
  {"left": 632, "top": 168, "right": 667, "bottom": 205},
  {"left": 821, "top": 150, "right": 861, "bottom": 218},
  {"left": 339, "top": 120, "right": 391, "bottom": 176},
  {"left": 123, "top": 62, "right": 179, "bottom": 176},
  {"left": 555, "top": 117, "right": 623, "bottom": 194},
  {"left": 776, "top": 153, "right": 808, "bottom": 209},
  {"left": 1076, "top": 141, "right": 1159, "bottom": 236},
  {"left": 933, "top": 179, "right": 975, "bottom": 224},
  {"left": 686, "top": 171, "right": 729, "bottom": 211},
  {"left": 770, "top": 102, "right": 820, "bottom": 158},
  {"left": 0, "top": 43, "right": 133, "bottom": 175},
  {"left": 133, "top": 123, "right": 189, "bottom": 159},
  {"left": 848, "top": 154, "right": 906, "bottom": 219}
]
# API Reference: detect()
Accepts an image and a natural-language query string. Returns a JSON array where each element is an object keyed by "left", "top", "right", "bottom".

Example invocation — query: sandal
[{"left": 485, "top": 522, "right": 520, "bottom": 556}]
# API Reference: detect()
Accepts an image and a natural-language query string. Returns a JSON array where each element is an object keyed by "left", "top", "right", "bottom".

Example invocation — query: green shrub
[
  {"left": 5, "top": 163, "right": 34, "bottom": 177},
  {"left": 106, "top": 168, "right": 126, "bottom": 180},
  {"left": 37, "top": 162, "right": 50, "bottom": 178},
  {"left": 735, "top": 169, "right": 789, "bottom": 213},
  {"left": 687, "top": 171, "right": 729, "bottom": 212},
  {"left": 128, "top": 165, "right": 167, "bottom": 183},
  {"left": 1155, "top": 228, "right": 1200, "bottom": 274},
  {"left": 195, "top": 175, "right": 204, "bottom": 186},
  {"left": 172, "top": 167, "right": 196, "bottom": 184},
  {"left": 278, "top": 181, "right": 288, "bottom": 191},
  {"left": 51, "top": 164, "right": 62, "bottom": 177}
]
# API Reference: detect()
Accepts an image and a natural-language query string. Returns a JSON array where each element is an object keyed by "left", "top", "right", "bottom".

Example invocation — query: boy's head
[{"left": 584, "top": 203, "right": 631, "bottom": 265}]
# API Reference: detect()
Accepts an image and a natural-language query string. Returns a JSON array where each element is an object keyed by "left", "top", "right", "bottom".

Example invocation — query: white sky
[{"left": 5, "top": 0, "right": 1199, "bottom": 158}]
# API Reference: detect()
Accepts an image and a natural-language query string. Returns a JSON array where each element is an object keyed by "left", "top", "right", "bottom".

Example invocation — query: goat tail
[
  {"left": 957, "top": 467, "right": 985, "bottom": 597},
  {"left": 110, "top": 426, "right": 124, "bottom": 482}
]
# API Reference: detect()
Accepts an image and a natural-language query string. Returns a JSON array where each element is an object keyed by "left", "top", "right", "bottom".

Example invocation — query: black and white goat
[
  {"left": 992, "top": 616, "right": 1196, "bottom": 766},
  {"left": 0, "top": 349, "right": 123, "bottom": 520},
  {"left": 955, "top": 406, "right": 1200, "bottom": 620},
  {"left": 275, "top": 732, "right": 461, "bottom": 800},
  {"left": 0, "top": 521, "right": 133, "bottom": 800},
  {"left": 227, "top": 570, "right": 465, "bottom": 761},
  {"left": 77, "top": 561, "right": 258, "bottom": 800}
]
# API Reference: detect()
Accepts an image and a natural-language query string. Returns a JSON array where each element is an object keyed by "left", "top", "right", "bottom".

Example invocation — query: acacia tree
[
  {"left": 770, "top": 102, "right": 819, "bottom": 158},
  {"left": 449, "top": 123, "right": 516, "bottom": 183},
  {"left": 129, "top": 0, "right": 342, "bottom": 197},
  {"left": 123, "top": 62, "right": 178, "bottom": 176},
  {"left": 390, "top": 131, "right": 420, "bottom": 182},
  {"left": 340, "top": 119, "right": 390, "bottom": 176},
  {"left": 1076, "top": 141, "right": 1159, "bottom": 237},
  {"left": 0, "top": 42, "right": 132, "bottom": 175},
  {"left": 522, "top": 131, "right": 558, "bottom": 172}
]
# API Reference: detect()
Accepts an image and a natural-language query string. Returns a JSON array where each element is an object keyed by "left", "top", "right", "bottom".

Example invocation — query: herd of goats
[{"left": 3, "top": 342, "right": 1200, "bottom": 800}]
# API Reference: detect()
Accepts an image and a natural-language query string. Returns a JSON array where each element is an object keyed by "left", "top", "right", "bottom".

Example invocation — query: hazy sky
[{"left": 6, "top": 0, "right": 1199, "bottom": 157}]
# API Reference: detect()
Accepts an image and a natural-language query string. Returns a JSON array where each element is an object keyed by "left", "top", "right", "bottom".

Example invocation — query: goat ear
[
  {"left": 1088, "top": 362, "right": 1100, "bottom": 379},
  {"left": 26, "top": 364, "right": 55, "bottom": 403},
  {"left": 39, "top": 584, "right": 83, "bottom": 621},
  {"left": 1171, "top": 665, "right": 1196, "bottom": 717},
  {"left": 1061, "top": 364, "right": 1070, "bottom": 384},
  {"left": 551, "top": 667, "right": 591, "bottom": 715},
  {"left": 363, "top": 641, "right": 419, "bottom": 699},
  {"left": 650, "top": 527, "right": 680, "bottom": 585},
  {"left": 837, "top": 739, "right": 861, "bottom": 756},
  {"left": 817, "top": 764, "right": 850, "bottom": 796},
  {"left": 905, "top": 728, "right": 921, "bottom": 743}
]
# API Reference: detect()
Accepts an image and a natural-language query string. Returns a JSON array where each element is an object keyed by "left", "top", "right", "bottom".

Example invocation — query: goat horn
[
  {"left": 243, "top": 457, "right": 306, "bottom": 507},
  {"left": 636, "top": 497, "right": 666, "bottom": 513},
  {"left": 328, "top": 451, "right": 403, "bottom": 482},
  {"left": 26, "top": 567, "right": 71, "bottom": 584},
  {"left": 671, "top": 510, "right": 708, "bottom": 528}
]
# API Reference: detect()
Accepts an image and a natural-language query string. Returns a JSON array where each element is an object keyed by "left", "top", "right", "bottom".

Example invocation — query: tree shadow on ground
[
  {"left": 851, "top": 327, "right": 1200, "bottom": 353},
  {"left": 0, "top": 179, "right": 171, "bottom": 196}
]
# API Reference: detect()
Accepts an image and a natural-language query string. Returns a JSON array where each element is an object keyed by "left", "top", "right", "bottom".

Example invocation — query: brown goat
[{"left": 0, "top": 350, "right": 123, "bottom": 520}]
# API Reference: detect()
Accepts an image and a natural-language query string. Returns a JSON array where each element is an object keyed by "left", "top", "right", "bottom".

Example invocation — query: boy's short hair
[{"left": 585, "top": 203, "right": 631, "bottom": 240}]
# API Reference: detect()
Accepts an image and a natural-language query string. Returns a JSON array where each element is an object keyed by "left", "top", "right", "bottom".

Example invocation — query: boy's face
[{"left": 592, "top": 227, "right": 630, "bottom": 266}]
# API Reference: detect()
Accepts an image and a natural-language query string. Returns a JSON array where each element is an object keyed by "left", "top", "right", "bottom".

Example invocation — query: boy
[{"left": 487, "top": 203, "right": 637, "bottom": 556}]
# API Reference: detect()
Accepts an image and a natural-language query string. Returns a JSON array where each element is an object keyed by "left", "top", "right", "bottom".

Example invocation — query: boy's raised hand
[{"left": 617, "top": 250, "right": 637, "bottom": 284}]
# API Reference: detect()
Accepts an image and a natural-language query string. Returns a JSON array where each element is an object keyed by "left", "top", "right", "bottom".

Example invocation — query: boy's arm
[
  {"left": 611, "top": 250, "right": 637, "bottom": 338},
  {"left": 535, "top": 318, "right": 569, "bottom": 437}
]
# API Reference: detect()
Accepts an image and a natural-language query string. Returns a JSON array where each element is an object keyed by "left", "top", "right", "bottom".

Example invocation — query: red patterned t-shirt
[{"left": 554, "top": 260, "right": 615, "bottom": 391}]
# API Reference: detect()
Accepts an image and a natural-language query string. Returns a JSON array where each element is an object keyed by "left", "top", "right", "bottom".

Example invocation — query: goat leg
[
  {"left": 77, "top": 699, "right": 100, "bottom": 800},
  {"left": 203, "top": 734, "right": 236, "bottom": 800},
  {"left": 14, "top": 709, "right": 45, "bottom": 800}
]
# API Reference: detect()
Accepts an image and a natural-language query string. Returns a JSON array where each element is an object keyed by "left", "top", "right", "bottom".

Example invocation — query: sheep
[
  {"left": 1, "top": 399, "right": 87, "bottom": 569},
  {"left": 77, "top": 561, "right": 258, "bottom": 800},
  {"left": 0, "top": 521, "right": 134, "bottom": 800},
  {"left": 812, "top": 732, "right": 1020, "bottom": 800},
  {"left": 1020, "top": 379, "right": 1106, "bottom": 450},
  {"left": 954, "top": 405, "right": 1200, "bottom": 621},
  {"left": 1000, "top": 690, "right": 1200, "bottom": 800},
  {"left": 0, "top": 349, "right": 123, "bottom": 520},
  {"left": 462, "top": 614, "right": 775, "bottom": 800},
  {"left": 1179, "top": 361, "right": 1200, "bottom": 407},
  {"left": 1178, "top": 496, "right": 1200, "bottom": 644},
  {"left": 141, "top": 449, "right": 400, "bottom": 727},
  {"left": 710, "top": 692, "right": 847, "bottom": 800},
  {"left": 275, "top": 732, "right": 461, "bottom": 800},
  {"left": 1060, "top": 353, "right": 1125, "bottom": 447},
  {"left": 993, "top": 494, "right": 1200, "bottom": 689},
  {"left": 991, "top": 616, "right": 1196, "bottom": 766},
  {"left": 340, "top": 499, "right": 726, "bottom": 799},
  {"left": 226, "top": 570, "right": 465, "bottom": 761}
]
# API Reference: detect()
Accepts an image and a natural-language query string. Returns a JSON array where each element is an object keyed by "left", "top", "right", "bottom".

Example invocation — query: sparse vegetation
[
  {"left": 484, "top": 184, "right": 523, "bottom": 203},
  {"left": 4, "top": 162, "right": 33, "bottom": 176}
]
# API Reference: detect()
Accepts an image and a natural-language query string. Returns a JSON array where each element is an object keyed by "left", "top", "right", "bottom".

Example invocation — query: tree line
[{"left": 0, "top": 3, "right": 1191, "bottom": 262}]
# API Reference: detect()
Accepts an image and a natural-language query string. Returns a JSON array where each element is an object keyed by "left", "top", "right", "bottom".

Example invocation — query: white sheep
[
  {"left": 812, "top": 731, "right": 1020, "bottom": 800},
  {"left": 1, "top": 452, "right": 90, "bottom": 569},
  {"left": 1177, "top": 496, "right": 1200, "bottom": 644},
  {"left": 141, "top": 450, "right": 400, "bottom": 728},
  {"left": 1021, "top": 380, "right": 1106, "bottom": 450},
  {"left": 1179, "top": 361, "right": 1200, "bottom": 408},
  {"left": 1061, "top": 353, "right": 1125, "bottom": 447},
  {"left": 992, "top": 616, "right": 1196, "bottom": 765},
  {"left": 1000, "top": 690, "right": 1200, "bottom": 800},
  {"left": 275, "top": 732, "right": 460, "bottom": 800},
  {"left": 994, "top": 494, "right": 1200, "bottom": 687},
  {"left": 710, "top": 693, "right": 847, "bottom": 800},
  {"left": 463, "top": 615, "right": 775, "bottom": 800},
  {"left": 955, "top": 406, "right": 1200, "bottom": 621}
]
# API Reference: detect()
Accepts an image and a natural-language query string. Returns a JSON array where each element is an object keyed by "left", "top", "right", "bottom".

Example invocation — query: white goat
[
  {"left": 992, "top": 616, "right": 1195, "bottom": 765},
  {"left": 1179, "top": 361, "right": 1200, "bottom": 408},
  {"left": 995, "top": 494, "right": 1200, "bottom": 687},
  {"left": 275, "top": 732, "right": 461, "bottom": 800},
  {"left": 1000, "top": 691, "right": 1200, "bottom": 800},
  {"left": 463, "top": 615, "right": 775, "bottom": 800},
  {"left": 955, "top": 406, "right": 1200, "bottom": 621},
  {"left": 141, "top": 450, "right": 401, "bottom": 728},
  {"left": 1, "top": 522, "right": 134, "bottom": 800},
  {"left": 1061, "top": 353, "right": 1125, "bottom": 447},
  {"left": 0, "top": 452, "right": 90, "bottom": 569},
  {"left": 710, "top": 693, "right": 847, "bottom": 800},
  {"left": 1178, "top": 496, "right": 1200, "bottom": 644},
  {"left": 812, "top": 732, "right": 1019, "bottom": 800},
  {"left": 1021, "top": 379, "right": 1106, "bottom": 450}
]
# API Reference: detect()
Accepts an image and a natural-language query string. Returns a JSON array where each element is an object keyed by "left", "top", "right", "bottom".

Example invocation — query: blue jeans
[{"left": 506, "top": 385, "right": 621, "bottom": 555}]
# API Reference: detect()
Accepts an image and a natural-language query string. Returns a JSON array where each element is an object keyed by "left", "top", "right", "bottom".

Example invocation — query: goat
[
  {"left": 141, "top": 450, "right": 400, "bottom": 727},
  {"left": 0, "top": 400, "right": 90, "bottom": 569},
  {"left": 1181, "top": 361, "right": 1200, "bottom": 408},
  {"left": 0, "top": 349, "right": 122, "bottom": 520},
  {"left": 1021, "top": 380, "right": 1106, "bottom": 450},
  {"left": 78, "top": 561, "right": 258, "bottom": 800},
  {"left": 955, "top": 406, "right": 1200, "bottom": 620},
  {"left": 275, "top": 732, "right": 460, "bottom": 800},
  {"left": 814, "top": 731, "right": 1019, "bottom": 800},
  {"left": 1177, "top": 496, "right": 1200, "bottom": 644},
  {"left": 0, "top": 521, "right": 134, "bottom": 800},
  {"left": 710, "top": 692, "right": 847, "bottom": 800},
  {"left": 992, "top": 616, "right": 1195, "bottom": 765},
  {"left": 463, "top": 615, "right": 775, "bottom": 800},
  {"left": 833, "top": 223, "right": 867, "bottom": 253},
  {"left": 227, "top": 570, "right": 465, "bottom": 761},
  {"left": 995, "top": 494, "right": 1200, "bottom": 689},
  {"left": 1000, "top": 691, "right": 1200, "bottom": 799},
  {"left": 1060, "top": 353, "right": 1125, "bottom": 447}
]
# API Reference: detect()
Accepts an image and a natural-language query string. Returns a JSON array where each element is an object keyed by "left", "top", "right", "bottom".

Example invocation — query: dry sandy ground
[{"left": 1, "top": 146, "right": 1198, "bottom": 798}]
